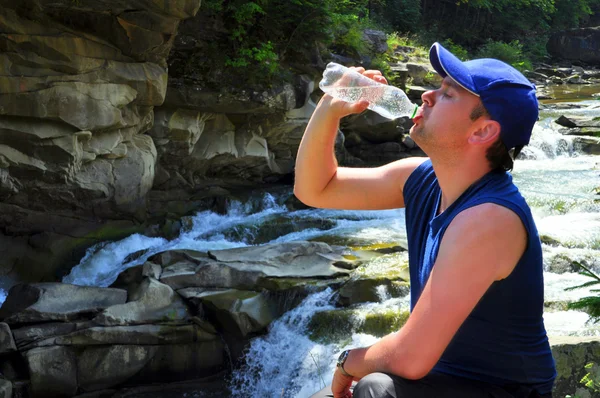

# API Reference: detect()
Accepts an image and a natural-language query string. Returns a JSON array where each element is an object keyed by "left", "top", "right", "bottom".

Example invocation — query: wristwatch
[{"left": 336, "top": 349, "right": 353, "bottom": 377}]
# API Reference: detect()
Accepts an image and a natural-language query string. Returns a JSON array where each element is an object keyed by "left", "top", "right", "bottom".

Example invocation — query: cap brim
[{"left": 429, "top": 43, "right": 479, "bottom": 97}]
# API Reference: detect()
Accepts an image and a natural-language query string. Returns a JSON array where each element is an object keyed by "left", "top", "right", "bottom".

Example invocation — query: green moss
[
  {"left": 307, "top": 308, "right": 410, "bottom": 344},
  {"left": 362, "top": 309, "right": 410, "bottom": 337},
  {"left": 260, "top": 276, "right": 348, "bottom": 292}
]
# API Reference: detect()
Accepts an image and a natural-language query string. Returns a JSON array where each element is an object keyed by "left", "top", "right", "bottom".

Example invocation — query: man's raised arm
[{"left": 294, "top": 69, "right": 426, "bottom": 211}]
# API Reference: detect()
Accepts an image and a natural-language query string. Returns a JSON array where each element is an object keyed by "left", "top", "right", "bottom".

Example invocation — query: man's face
[{"left": 410, "top": 77, "right": 483, "bottom": 156}]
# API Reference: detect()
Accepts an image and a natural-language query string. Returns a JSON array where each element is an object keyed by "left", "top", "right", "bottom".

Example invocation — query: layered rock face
[
  {"left": 547, "top": 27, "right": 600, "bottom": 64},
  {"left": 0, "top": 0, "right": 201, "bottom": 282}
]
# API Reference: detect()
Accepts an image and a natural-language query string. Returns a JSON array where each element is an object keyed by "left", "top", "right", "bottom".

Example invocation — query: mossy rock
[
  {"left": 219, "top": 215, "right": 337, "bottom": 245},
  {"left": 540, "top": 235, "right": 562, "bottom": 247},
  {"left": 337, "top": 278, "right": 409, "bottom": 306},
  {"left": 307, "top": 308, "right": 410, "bottom": 344}
]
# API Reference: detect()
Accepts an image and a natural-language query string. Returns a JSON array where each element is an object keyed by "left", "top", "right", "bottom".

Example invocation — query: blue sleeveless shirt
[{"left": 403, "top": 160, "right": 556, "bottom": 394}]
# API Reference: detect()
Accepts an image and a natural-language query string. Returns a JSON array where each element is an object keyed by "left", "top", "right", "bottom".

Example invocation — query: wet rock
[
  {"left": 573, "top": 136, "right": 600, "bottom": 155},
  {"left": 550, "top": 336, "right": 600, "bottom": 398},
  {"left": 54, "top": 324, "right": 214, "bottom": 346},
  {"left": 25, "top": 346, "right": 78, "bottom": 397},
  {"left": 219, "top": 215, "right": 337, "bottom": 245},
  {"left": 181, "top": 289, "right": 277, "bottom": 337},
  {"left": 0, "top": 323, "right": 16, "bottom": 354},
  {"left": 0, "top": 284, "right": 127, "bottom": 324},
  {"left": 94, "top": 278, "right": 190, "bottom": 326},
  {"left": 546, "top": 253, "right": 580, "bottom": 274},
  {"left": 0, "top": 378, "right": 11, "bottom": 398},
  {"left": 77, "top": 342, "right": 225, "bottom": 392},
  {"left": 78, "top": 345, "right": 157, "bottom": 392},
  {"left": 338, "top": 279, "right": 409, "bottom": 306},
  {"left": 12, "top": 322, "right": 81, "bottom": 350},
  {"left": 209, "top": 241, "right": 357, "bottom": 277},
  {"left": 308, "top": 308, "right": 410, "bottom": 344}
]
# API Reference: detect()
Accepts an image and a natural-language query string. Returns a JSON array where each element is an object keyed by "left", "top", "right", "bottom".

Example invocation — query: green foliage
[
  {"left": 566, "top": 363, "right": 600, "bottom": 397},
  {"left": 476, "top": 40, "right": 533, "bottom": 71},
  {"left": 442, "top": 39, "right": 469, "bottom": 61},
  {"left": 581, "top": 363, "right": 600, "bottom": 393},
  {"left": 566, "top": 261, "right": 600, "bottom": 324}
]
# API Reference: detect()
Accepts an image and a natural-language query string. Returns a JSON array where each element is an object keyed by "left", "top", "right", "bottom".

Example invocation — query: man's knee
[{"left": 352, "top": 373, "right": 396, "bottom": 398}]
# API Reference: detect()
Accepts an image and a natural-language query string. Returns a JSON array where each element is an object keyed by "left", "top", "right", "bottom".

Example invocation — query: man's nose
[{"left": 421, "top": 89, "right": 435, "bottom": 106}]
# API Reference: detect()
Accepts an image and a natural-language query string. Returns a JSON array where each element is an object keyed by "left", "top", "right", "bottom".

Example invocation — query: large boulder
[
  {"left": 0, "top": 323, "right": 16, "bottom": 354},
  {"left": 551, "top": 336, "right": 600, "bottom": 398},
  {"left": 25, "top": 346, "right": 78, "bottom": 397},
  {"left": 0, "top": 283, "right": 127, "bottom": 324},
  {"left": 158, "top": 242, "right": 355, "bottom": 291},
  {"left": 547, "top": 27, "right": 600, "bottom": 64},
  {"left": 93, "top": 278, "right": 190, "bottom": 326}
]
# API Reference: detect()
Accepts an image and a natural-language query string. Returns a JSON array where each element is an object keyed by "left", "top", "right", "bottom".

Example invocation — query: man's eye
[{"left": 441, "top": 91, "right": 451, "bottom": 98}]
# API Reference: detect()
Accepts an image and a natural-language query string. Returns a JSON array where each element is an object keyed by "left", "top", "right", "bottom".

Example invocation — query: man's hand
[
  {"left": 331, "top": 369, "right": 354, "bottom": 398},
  {"left": 322, "top": 67, "right": 388, "bottom": 119}
]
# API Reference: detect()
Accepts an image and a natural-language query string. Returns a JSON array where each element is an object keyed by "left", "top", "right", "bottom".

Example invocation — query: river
[{"left": 1, "top": 85, "right": 598, "bottom": 397}]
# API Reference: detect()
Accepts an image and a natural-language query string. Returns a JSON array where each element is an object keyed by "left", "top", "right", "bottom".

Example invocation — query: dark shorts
[{"left": 309, "top": 372, "right": 552, "bottom": 398}]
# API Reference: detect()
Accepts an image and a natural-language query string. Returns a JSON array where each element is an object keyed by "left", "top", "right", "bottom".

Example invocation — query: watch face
[{"left": 337, "top": 350, "right": 348, "bottom": 364}]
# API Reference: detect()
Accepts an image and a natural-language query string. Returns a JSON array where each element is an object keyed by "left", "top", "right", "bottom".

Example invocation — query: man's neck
[{"left": 431, "top": 157, "right": 493, "bottom": 215}]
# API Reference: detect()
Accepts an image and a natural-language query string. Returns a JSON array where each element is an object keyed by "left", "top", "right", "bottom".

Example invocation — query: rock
[
  {"left": 406, "top": 63, "right": 430, "bottom": 86},
  {"left": 362, "top": 29, "right": 388, "bottom": 54},
  {"left": 535, "top": 67, "right": 569, "bottom": 78},
  {"left": 160, "top": 243, "right": 355, "bottom": 291},
  {"left": 524, "top": 70, "right": 549, "bottom": 82},
  {"left": 164, "top": 79, "right": 298, "bottom": 114},
  {"left": 78, "top": 345, "right": 158, "bottom": 392},
  {"left": 308, "top": 308, "right": 410, "bottom": 344},
  {"left": 0, "top": 379, "right": 11, "bottom": 398},
  {"left": 25, "top": 346, "right": 78, "bottom": 397},
  {"left": 0, "top": 284, "right": 127, "bottom": 324},
  {"left": 548, "top": 27, "right": 600, "bottom": 64},
  {"left": 550, "top": 336, "right": 600, "bottom": 398},
  {"left": 77, "top": 342, "right": 224, "bottom": 392},
  {"left": 559, "top": 127, "right": 600, "bottom": 137},
  {"left": 0, "top": 323, "right": 16, "bottom": 353},
  {"left": 346, "top": 141, "right": 415, "bottom": 166},
  {"left": 338, "top": 279, "right": 409, "bottom": 306},
  {"left": 54, "top": 324, "right": 214, "bottom": 346},
  {"left": 546, "top": 253, "right": 580, "bottom": 274},
  {"left": 208, "top": 241, "right": 356, "bottom": 277},
  {"left": 93, "top": 278, "right": 190, "bottom": 326},
  {"left": 179, "top": 289, "right": 276, "bottom": 337},
  {"left": 12, "top": 322, "right": 80, "bottom": 350},
  {"left": 218, "top": 214, "right": 336, "bottom": 245},
  {"left": 555, "top": 115, "right": 600, "bottom": 137},
  {"left": 342, "top": 112, "right": 413, "bottom": 144},
  {"left": 573, "top": 136, "right": 600, "bottom": 155},
  {"left": 405, "top": 85, "right": 430, "bottom": 102}
]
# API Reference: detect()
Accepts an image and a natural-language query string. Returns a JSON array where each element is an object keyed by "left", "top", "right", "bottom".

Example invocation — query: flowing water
[{"left": 0, "top": 86, "right": 598, "bottom": 397}]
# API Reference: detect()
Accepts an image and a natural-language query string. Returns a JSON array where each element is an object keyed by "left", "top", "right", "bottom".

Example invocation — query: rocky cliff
[{"left": 0, "top": 2, "right": 424, "bottom": 287}]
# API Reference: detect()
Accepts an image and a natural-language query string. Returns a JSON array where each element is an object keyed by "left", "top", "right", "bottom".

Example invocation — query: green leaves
[{"left": 566, "top": 261, "right": 600, "bottom": 324}]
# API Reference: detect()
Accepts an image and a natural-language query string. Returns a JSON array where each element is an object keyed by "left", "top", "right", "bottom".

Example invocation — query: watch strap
[{"left": 337, "top": 349, "right": 353, "bottom": 377}]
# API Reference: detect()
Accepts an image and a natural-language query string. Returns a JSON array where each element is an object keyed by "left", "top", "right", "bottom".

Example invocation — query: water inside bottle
[{"left": 325, "top": 86, "right": 417, "bottom": 119}]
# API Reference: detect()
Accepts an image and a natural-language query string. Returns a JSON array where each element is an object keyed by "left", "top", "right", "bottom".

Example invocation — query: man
[{"left": 296, "top": 42, "right": 556, "bottom": 398}]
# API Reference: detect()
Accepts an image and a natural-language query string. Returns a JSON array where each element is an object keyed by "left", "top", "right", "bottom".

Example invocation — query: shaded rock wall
[
  {"left": 0, "top": 0, "right": 201, "bottom": 282},
  {"left": 547, "top": 27, "right": 600, "bottom": 64},
  {"left": 0, "top": 3, "right": 419, "bottom": 287}
]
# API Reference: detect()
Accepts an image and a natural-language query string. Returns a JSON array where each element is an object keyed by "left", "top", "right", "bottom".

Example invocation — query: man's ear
[{"left": 469, "top": 120, "right": 501, "bottom": 145}]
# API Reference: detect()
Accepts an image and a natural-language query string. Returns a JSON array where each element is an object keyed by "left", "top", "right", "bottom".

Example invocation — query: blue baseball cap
[{"left": 429, "top": 42, "right": 538, "bottom": 150}]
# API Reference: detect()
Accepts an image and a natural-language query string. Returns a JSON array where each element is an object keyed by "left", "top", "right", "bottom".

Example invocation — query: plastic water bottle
[{"left": 319, "top": 62, "right": 418, "bottom": 120}]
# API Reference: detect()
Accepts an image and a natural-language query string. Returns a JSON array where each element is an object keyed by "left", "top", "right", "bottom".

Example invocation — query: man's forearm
[
  {"left": 294, "top": 96, "right": 341, "bottom": 202},
  {"left": 341, "top": 331, "right": 426, "bottom": 380}
]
